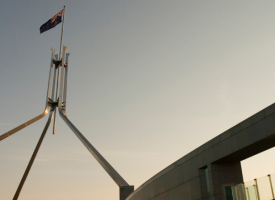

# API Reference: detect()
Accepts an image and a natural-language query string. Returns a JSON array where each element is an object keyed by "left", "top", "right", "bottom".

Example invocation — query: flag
[{"left": 40, "top": 10, "right": 63, "bottom": 34}]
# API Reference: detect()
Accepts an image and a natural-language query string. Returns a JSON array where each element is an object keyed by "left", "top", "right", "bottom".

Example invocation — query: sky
[{"left": 1, "top": 1, "right": 275, "bottom": 199}]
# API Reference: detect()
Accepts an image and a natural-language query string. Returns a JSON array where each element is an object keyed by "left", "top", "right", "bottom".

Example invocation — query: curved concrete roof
[{"left": 126, "top": 103, "right": 275, "bottom": 200}]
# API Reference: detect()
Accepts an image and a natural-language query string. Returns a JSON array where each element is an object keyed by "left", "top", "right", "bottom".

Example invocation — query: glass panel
[
  {"left": 232, "top": 186, "right": 238, "bottom": 200},
  {"left": 245, "top": 180, "right": 258, "bottom": 200},
  {"left": 205, "top": 168, "right": 210, "bottom": 199},
  {"left": 235, "top": 183, "right": 247, "bottom": 200},
  {"left": 225, "top": 186, "right": 234, "bottom": 200},
  {"left": 257, "top": 176, "right": 273, "bottom": 200}
]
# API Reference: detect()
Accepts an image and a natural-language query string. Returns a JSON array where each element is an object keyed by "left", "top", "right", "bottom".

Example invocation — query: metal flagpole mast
[
  {"left": 59, "top": 6, "right": 66, "bottom": 60},
  {"left": 53, "top": 6, "right": 66, "bottom": 134}
]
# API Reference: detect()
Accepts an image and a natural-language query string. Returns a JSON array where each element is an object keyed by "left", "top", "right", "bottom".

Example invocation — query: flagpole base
[{"left": 120, "top": 185, "right": 134, "bottom": 200}]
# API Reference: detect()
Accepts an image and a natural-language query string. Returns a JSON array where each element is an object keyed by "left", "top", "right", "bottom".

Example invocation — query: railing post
[
  {"left": 242, "top": 183, "right": 248, "bottom": 200},
  {"left": 254, "top": 179, "right": 260, "bottom": 200},
  {"left": 268, "top": 174, "right": 275, "bottom": 200},
  {"left": 246, "top": 188, "right": 250, "bottom": 200}
]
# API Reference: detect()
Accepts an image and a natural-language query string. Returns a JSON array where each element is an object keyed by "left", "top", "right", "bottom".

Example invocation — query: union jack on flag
[
  {"left": 51, "top": 10, "right": 63, "bottom": 23},
  {"left": 40, "top": 9, "right": 63, "bottom": 34}
]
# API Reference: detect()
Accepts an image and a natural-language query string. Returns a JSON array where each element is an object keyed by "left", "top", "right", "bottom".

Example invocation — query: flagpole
[
  {"left": 59, "top": 6, "right": 66, "bottom": 60},
  {"left": 53, "top": 6, "right": 66, "bottom": 134}
]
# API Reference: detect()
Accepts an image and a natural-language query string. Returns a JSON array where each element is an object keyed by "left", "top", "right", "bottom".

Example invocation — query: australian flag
[{"left": 40, "top": 10, "right": 63, "bottom": 34}]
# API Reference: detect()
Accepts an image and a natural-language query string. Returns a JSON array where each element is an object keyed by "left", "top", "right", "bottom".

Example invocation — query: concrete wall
[{"left": 126, "top": 103, "right": 275, "bottom": 200}]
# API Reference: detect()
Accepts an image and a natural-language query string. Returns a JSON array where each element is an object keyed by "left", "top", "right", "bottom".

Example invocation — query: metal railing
[{"left": 232, "top": 173, "right": 275, "bottom": 200}]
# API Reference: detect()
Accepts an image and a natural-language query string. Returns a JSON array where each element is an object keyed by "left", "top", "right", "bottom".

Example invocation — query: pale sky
[{"left": 1, "top": 1, "right": 275, "bottom": 199}]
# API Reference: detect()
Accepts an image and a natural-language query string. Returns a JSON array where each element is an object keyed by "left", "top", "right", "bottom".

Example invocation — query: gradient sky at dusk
[{"left": 1, "top": 1, "right": 275, "bottom": 199}]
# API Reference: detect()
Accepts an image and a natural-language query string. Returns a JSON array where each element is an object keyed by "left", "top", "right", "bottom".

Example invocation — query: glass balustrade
[
  {"left": 231, "top": 173, "right": 275, "bottom": 200},
  {"left": 256, "top": 176, "right": 273, "bottom": 200}
]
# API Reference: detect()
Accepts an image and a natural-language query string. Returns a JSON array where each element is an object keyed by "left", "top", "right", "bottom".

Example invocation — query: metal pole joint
[
  {"left": 47, "top": 98, "right": 58, "bottom": 107},
  {"left": 52, "top": 59, "right": 62, "bottom": 70}
]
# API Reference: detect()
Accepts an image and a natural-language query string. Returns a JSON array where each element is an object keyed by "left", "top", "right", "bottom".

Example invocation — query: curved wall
[{"left": 126, "top": 103, "right": 275, "bottom": 200}]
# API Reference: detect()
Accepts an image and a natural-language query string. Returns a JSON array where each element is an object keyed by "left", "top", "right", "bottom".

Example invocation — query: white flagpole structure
[
  {"left": 53, "top": 6, "right": 66, "bottom": 134},
  {"left": 1, "top": 7, "right": 134, "bottom": 199}
]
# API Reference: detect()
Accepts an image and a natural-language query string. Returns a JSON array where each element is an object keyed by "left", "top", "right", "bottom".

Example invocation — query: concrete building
[{"left": 126, "top": 103, "right": 275, "bottom": 200}]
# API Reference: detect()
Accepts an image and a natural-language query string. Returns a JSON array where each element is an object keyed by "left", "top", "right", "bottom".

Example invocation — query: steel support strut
[
  {"left": 59, "top": 112, "right": 129, "bottom": 186},
  {"left": 11, "top": 48, "right": 59, "bottom": 199},
  {"left": 57, "top": 46, "right": 130, "bottom": 187},
  {"left": 0, "top": 49, "right": 56, "bottom": 142},
  {"left": 0, "top": 108, "right": 49, "bottom": 141},
  {"left": 13, "top": 109, "right": 54, "bottom": 200},
  {"left": 52, "top": 66, "right": 60, "bottom": 134}
]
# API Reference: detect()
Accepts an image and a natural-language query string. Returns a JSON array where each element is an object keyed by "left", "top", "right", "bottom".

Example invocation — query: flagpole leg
[
  {"left": 52, "top": 63, "right": 60, "bottom": 135},
  {"left": 13, "top": 110, "right": 54, "bottom": 200},
  {"left": 0, "top": 108, "right": 49, "bottom": 141},
  {"left": 53, "top": 6, "right": 65, "bottom": 135}
]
